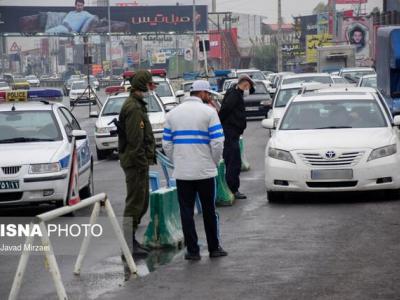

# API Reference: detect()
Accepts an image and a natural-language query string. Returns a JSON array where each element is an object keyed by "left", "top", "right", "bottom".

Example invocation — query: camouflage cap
[{"left": 130, "top": 70, "right": 155, "bottom": 92}]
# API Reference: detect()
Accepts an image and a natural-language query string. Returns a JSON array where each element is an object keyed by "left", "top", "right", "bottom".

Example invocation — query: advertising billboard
[
  {"left": 0, "top": 5, "right": 208, "bottom": 35},
  {"left": 341, "top": 16, "right": 373, "bottom": 65},
  {"left": 387, "top": 0, "right": 400, "bottom": 11},
  {"left": 294, "top": 15, "right": 318, "bottom": 47},
  {"left": 306, "top": 34, "right": 333, "bottom": 63}
]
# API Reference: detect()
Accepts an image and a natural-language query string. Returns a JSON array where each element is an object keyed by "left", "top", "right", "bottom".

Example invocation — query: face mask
[{"left": 243, "top": 89, "right": 250, "bottom": 97}]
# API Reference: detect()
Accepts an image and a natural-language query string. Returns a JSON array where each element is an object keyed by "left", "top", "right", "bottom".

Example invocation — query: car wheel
[
  {"left": 70, "top": 101, "right": 74, "bottom": 107},
  {"left": 267, "top": 191, "right": 285, "bottom": 203},
  {"left": 96, "top": 147, "right": 110, "bottom": 160},
  {"left": 80, "top": 166, "right": 94, "bottom": 199},
  {"left": 385, "top": 189, "right": 400, "bottom": 200}
]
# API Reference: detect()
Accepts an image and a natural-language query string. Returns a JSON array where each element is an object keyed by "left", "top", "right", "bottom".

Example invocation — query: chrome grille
[
  {"left": 298, "top": 152, "right": 364, "bottom": 166},
  {"left": 2, "top": 166, "right": 21, "bottom": 175}
]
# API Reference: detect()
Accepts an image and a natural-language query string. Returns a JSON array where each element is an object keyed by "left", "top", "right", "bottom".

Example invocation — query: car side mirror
[
  {"left": 175, "top": 90, "right": 185, "bottom": 98},
  {"left": 261, "top": 99, "right": 272, "bottom": 108},
  {"left": 393, "top": 115, "right": 400, "bottom": 126},
  {"left": 71, "top": 129, "right": 87, "bottom": 140},
  {"left": 164, "top": 104, "right": 177, "bottom": 112},
  {"left": 89, "top": 111, "right": 99, "bottom": 118},
  {"left": 261, "top": 118, "right": 275, "bottom": 129}
]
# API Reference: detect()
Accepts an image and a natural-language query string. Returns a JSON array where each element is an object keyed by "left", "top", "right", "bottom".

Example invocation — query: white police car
[
  {"left": 0, "top": 99, "right": 93, "bottom": 207},
  {"left": 93, "top": 92, "right": 166, "bottom": 160}
]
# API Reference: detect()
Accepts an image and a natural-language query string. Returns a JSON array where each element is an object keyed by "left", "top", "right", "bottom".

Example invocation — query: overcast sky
[{"left": 0, "top": 0, "right": 383, "bottom": 23}]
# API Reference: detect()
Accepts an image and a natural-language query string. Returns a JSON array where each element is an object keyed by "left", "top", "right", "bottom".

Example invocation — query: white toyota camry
[{"left": 262, "top": 90, "right": 400, "bottom": 201}]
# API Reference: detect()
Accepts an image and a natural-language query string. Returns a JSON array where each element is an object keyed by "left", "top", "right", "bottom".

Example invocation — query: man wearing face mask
[
  {"left": 119, "top": 70, "right": 158, "bottom": 259},
  {"left": 219, "top": 74, "right": 255, "bottom": 200}
]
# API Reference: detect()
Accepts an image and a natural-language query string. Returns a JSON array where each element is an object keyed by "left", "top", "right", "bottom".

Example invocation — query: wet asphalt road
[{"left": 1, "top": 90, "right": 400, "bottom": 299}]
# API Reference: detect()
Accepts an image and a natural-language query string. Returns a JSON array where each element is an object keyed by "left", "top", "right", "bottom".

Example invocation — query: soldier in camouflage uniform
[{"left": 119, "top": 70, "right": 157, "bottom": 258}]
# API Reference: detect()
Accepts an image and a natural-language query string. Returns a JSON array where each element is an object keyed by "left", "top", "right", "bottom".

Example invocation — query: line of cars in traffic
[{"left": 0, "top": 66, "right": 386, "bottom": 209}]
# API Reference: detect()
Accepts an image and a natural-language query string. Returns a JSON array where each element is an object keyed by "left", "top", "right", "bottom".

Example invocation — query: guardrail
[{"left": 8, "top": 193, "right": 136, "bottom": 300}]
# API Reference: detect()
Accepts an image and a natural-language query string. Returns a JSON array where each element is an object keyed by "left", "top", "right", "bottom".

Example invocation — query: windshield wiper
[
  {"left": 102, "top": 112, "right": 120, "bottom": 116},
  {"left": 315, "top": 126, "right": 353, "bottom": 129},
  {"left": 0, "top": 137, "right": 55, "bottom": 144}
]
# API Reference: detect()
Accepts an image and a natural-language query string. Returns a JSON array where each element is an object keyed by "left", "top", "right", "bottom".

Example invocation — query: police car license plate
[
  {"left": 245, "top": 107, "right": 259, "bottom": 111},
  {"left": 0, "top": 181, "right": 20, "bottom": 190},
  {"left": 6, "top": 91, "right": 28, "bottom": 102},
  {"left": 311, "top": 169, "right": 353, "bottom": 180}
]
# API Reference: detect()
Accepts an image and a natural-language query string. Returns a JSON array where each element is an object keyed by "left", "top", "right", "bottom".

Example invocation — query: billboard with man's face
[
  {"left": 341, "top": 17, "right": 372, "bottom": 65},
  {"left": 0, "top": 5, "right": 208, "bottom": 35}
]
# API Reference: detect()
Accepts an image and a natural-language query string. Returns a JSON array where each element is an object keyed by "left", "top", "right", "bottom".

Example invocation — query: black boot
[{"left": 132, "top": 238, "right": 149, "bottom": 259}]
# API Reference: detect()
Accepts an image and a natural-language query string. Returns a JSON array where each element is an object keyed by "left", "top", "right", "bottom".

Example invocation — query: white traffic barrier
[{"left": 8, "top": 193, "right": 136, "bottom": 300}]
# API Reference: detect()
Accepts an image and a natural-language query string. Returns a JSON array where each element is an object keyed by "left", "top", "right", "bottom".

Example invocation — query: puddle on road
[{"left": 81, "top": 248, "right": 183, "bottom": 299}]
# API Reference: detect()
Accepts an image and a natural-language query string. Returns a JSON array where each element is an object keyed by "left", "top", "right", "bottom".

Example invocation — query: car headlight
[
  {"left": 268, "top": 147, "right": 296, "bottom": 164},
  {"left": 152, "top": 123, "right": 165, "bottom": 130},
  {"left": 96, "top": 127, "right": 110, "bottom": 134},
  {"left": 368, "top": 144, "right": 397, "bottom": 161},
  {"left": 29, "top": 163, "right": 61, "bottom": 174}
]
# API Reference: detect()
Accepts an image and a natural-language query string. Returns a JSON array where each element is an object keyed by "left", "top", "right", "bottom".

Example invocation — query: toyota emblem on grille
[{"left": 325, "top": 151, "right": 336, "bottom": 159}]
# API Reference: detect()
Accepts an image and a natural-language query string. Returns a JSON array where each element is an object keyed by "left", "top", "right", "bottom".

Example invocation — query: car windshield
[
  {"left": 238, "top": 71, "right": 266, "bottom": 80},
  {"left": 144, "top": 94, "right": 163, "bottom": 113},
  {"left": 282, "top": 76, "right": 333, "bottom": 85},
  {"left": 0, "top": 82, "right": 8, "bottom": 87},
  {"left": 156, "top": 82, "right": 173, "bottom": 97},
  {"left": 14, "top": 78, "right": 27, "bottom": 83},
  {"left": 102, "top": 96, "right": 126, "bottom": 116},
  {"left": 333, "top": 77, "right": 347, "bottom": 84},
  {"left": 183, "top": 83, "right": 193, "bottom": 92},
  {"left": 274, "top": 88, "right": 301, "bottom": 108},
  {"left": 223, "top": 81, "right": 235, "bottom": 91},
  {"left": 361, "top": 77, "right": 377, "bottom": 88},
  {"left": 0, "top": 111, "right": 62, "bottom": 143},
  {"left": 26, "top": 75, "right": 37, "bottom": 80},
  {"left": 237, "top": 71, "right": 265, "bottom": 80},
  {"left": 102, "top": 94, "right": 162, "bottom": 116},
  {"left": 280, "top": 100, "right": 387, "bottom": 130},
  {"left": 342, "top": 71, "right": 376, "bottom": 84},
  {"left": 253, "top": 82, "right": 268, "bottom": 94},
  {"left": 71, "top": 82, "right": 86, "bottom": 90}
]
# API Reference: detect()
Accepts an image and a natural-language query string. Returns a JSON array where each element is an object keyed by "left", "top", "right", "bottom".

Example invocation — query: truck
[
  {"left": 376, "top": 26, "right": 400, "bottom": 115},
  {"left": 316, "top": 45, "right": 356, "bottom": 73}
]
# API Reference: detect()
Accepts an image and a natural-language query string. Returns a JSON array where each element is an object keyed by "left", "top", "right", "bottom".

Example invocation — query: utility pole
[
  {"left": 329, "top": 0, "right": 336, "bottom": 36},
  {"left": 212, "top": 0, "right": 217, "bottom": 13},
  {"left": 193, "top": 0, "right": 198, "bottom": 71},
  {"left": 277, "top": 0, "right": 283, "bottom": 72},
  {"left": 108, "top": 0, "right": 113, "bottom": 76}
]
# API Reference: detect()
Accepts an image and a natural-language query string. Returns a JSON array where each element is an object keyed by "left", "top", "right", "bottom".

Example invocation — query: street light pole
[
  {"left": 108, "top": 0, "right": 113, "bottom": 77},
  {"left": 212, "top": 0, "right": 216, "bottom": 13},
  {"left": 192, "top": 0, "right": 197, "bottom": 71},
  {"left": 277, "top": 0, "right": 283, "bottom": 72}
]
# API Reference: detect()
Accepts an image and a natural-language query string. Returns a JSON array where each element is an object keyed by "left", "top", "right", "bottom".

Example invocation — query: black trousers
[
  {"left": 223, "top": 133, "right": 241, "bottom": 193},
  {"left": 176, "top": 178, "right": 219, "bottom": 254}
]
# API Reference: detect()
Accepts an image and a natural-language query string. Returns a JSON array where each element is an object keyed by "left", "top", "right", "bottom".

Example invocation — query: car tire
[
  {"left": 96, "top": 147, "right": 110, "bottom": 160},
  {"left": 80, "top": 165, "right": 94, "bottom": 199},
  {"left": 385, "top": 189, "right": 400, "bottom": 200},
  {"left": 267, "top": 191, "right": 285, "bottom": 203},
  {"left": 70, "top": 101, "right": 74, "bottom": 107}
]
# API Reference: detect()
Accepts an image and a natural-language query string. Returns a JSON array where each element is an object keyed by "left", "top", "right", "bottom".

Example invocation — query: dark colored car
[{"left": 244, "top": 81, "right": 272, "bottom": 118}]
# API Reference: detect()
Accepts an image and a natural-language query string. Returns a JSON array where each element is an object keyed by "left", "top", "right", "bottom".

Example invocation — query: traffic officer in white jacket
[{"left": 163, "top": 80, "right": 228, "bottom": 260}]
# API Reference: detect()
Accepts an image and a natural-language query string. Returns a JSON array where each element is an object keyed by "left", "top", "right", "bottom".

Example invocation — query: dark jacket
[
  {"left": 119, "top": 92, "right": 156, "bottom": 169},
  {"left": 218, "top": 85, "right": 246, "bottom": 136}
]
